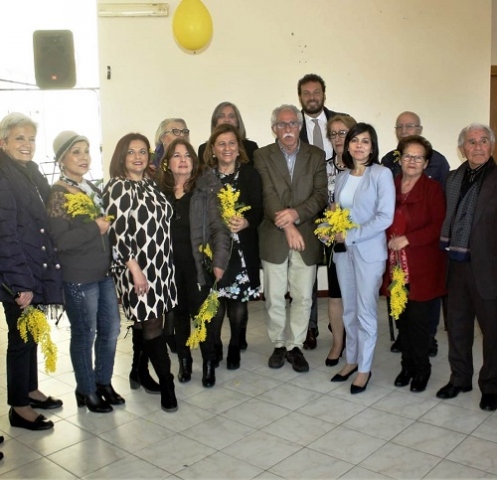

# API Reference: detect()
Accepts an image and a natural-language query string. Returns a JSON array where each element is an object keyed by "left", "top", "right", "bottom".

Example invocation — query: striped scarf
[{"left": 440, "top": 160, "right": 491, "bottom": 261}]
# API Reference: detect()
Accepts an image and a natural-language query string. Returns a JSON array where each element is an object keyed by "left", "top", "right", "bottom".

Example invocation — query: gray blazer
[
  {"left": 254, "top": 141, "right": 328, "bottom": 266},
  {"left": 334, "top": 164, "right": 395, "bottom": 263}
]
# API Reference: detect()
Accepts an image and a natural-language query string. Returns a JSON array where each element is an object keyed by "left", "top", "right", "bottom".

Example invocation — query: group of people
[{"left": 1, "top": 73, "right": 496, "bottom": 437}]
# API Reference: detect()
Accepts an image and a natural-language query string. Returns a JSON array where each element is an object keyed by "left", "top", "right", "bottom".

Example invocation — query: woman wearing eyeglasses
[
  {"left": 322, "top": 114, "right": 356, "bottom": 367},
  {"left": 104, "top": 133, "right": 178, "bottom": 412},
  {"left": 382, "top": 135, "right": 446, "bottom": 393},
  {"left": 149, "top": 118, "right": 190, "bottom": 172},
  {"left": 157, "top": 138, "right": 230, "bottom": 388},
  {"left": 198, "top": 102, "right": 259, "bottom": 168}
]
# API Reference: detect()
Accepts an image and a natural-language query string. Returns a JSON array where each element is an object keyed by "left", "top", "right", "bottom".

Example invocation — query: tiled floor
[{"left": 0, "top": 298, "right": 495, "bottom": 479}]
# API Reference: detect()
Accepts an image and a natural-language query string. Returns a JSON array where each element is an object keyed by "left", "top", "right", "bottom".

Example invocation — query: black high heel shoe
[
  {"left": 351, "top": 372, "right": 372, "bottom": 394},
  {"left": 96, "top": 384, "right": 125, "bottom": 405},
  {"left": 325, "top": 357, "right": 340, "bottom": 367},
  {"left": 9, "top": 407, "right": 54, "bottom": 430},
  {"left": 75, "top": 391, "right": 113, "bottom": 413},
  {"left": 331, "top": 365, "right": 358, "bottom": 382}
]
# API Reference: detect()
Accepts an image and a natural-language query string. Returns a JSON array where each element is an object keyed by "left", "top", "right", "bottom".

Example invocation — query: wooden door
[{"left": 490, "top": 66, "right": 497, "bottom": 146}]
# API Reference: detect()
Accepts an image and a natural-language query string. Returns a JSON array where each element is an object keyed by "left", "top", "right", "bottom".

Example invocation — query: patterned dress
[
  {"left": 215, "top": 166, "right": 259, "bottom": 302},
  {"left": 103, "top": 177, "right": 177, "bottom": 322}
]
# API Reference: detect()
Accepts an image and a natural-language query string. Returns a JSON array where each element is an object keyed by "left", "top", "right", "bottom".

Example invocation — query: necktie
[{"left": 312, "top": 119, "right": 324, "bottom": 151}]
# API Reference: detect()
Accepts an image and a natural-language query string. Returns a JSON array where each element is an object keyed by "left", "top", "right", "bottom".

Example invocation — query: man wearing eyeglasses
[
  {"left": 381, "top": 111, "right": 449, "bottom": 186},
  {"left": 382, "top": 111, "right": 450, "bottom": 358},
  {"left": 254, "top": 104, "right": 327, "bottom": 373},
  {"left": 297, "top": 73, "right": 349, "bottom": 350}
]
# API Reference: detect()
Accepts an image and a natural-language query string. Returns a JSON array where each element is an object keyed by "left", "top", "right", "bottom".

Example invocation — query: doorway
[{"left": 490, "top": 66, "right": 497, "bottom": 146}]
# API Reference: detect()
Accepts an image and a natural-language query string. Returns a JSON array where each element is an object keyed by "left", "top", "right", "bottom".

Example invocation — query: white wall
[{"left": 98, "top": 0, "right": 491, "bottom": 173}]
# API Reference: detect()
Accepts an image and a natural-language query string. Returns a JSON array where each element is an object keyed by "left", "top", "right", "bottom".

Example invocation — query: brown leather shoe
[{"left": 303, "top": 328, "right": 317, "bottom": 350}]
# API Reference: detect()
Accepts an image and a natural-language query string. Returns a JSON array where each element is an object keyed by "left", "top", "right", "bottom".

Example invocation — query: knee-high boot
[
  {"left": 142, "top": 335, "right": 178, "bottom": 412},
  {"left": 130, "top": 328, "right": 160, "bottom": 394}
]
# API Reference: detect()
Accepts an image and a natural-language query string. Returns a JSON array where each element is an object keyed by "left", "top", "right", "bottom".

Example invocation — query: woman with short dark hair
[
  {"left": 331, "top": 123, "right": 395, "bottom": 394},
  {"left": 382, "top": 135, "right": 446, "bottom": 393},
  {"left": 104, "top": 133, "right": 178, "bottom": 412}
]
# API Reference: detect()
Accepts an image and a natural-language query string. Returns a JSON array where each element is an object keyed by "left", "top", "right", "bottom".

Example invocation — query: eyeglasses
[
  {"left": 401, "top": 153, "right": 425, "bottom": 163},
  {"left": 274, "top": 121, "right": 301, "bottom": 130},
  {"left": 164, "top": 128, "right": 190, "bottom": 137},
  {"left": 395, "top": 124, "right": 420, "bottom": 130},
  {"left": 329, "top": 130, "right": 348, "bottom": 139}
]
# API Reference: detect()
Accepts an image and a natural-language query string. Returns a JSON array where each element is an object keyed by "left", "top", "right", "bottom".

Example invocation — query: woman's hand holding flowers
[
  {"left": 95, "top": 217, "right": 111, "bottom": 235},
  {"left": 388, "top": 235, "right": 409, "bottom": 251},
  {"left": 213, "top": 267, "right": 225, "bottom": 282},
  {"left": 16, "top": 291, "right": 33, "bottom": 309},
  {"left": 228, "top": 215, "right": 248, "bottom": 233}
]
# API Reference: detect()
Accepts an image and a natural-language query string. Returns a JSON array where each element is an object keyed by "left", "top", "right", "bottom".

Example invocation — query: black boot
[
  {"left": 164, "top": 311, "right": 177, "bottom": 354},
  {"left": 227, "top": 345, "right": 241, "bottom": 370},
  {"left": 214, "top": 343, "right": 223, "bottom": 368},
  {"left": 130, "top": 327, "right": 160, "bottom": 394},
  {"left": 178, "top": 356, "right": 192, "bottom": 383},
  {"left": 96, "top": 384, "right": 125, "bottom": 405},
  {"left": 75, "top": 390, "right": 113, "bottom": 413},
  {"left": 143, "top": 335, "right": 178, "bottom": 412},
  {"left": 239, "top": 328, "right": 248, "bottom": 351},
  {"left": 165, "top": 334, "right": 177, "bottom": 354},
  {"left": 202, "top": 360, "right": 216, "bottom": 388}
]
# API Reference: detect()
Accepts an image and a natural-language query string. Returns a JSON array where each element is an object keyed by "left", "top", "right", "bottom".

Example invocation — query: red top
[{"left": 381, "top": 174, "right": 447, "bottom": 301}]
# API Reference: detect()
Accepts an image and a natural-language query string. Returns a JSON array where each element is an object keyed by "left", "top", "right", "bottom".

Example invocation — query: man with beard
[
  {"left": 298, "top": 73, "right": 348, "bottom": 349},
  {"left": 254, "top": 105, "right": 327, "bottom": 372}
]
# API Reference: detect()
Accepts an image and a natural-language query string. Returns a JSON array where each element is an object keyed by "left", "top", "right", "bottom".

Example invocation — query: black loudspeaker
[{"left": 33, "top": 30, "right": 76, "bottom": 89}]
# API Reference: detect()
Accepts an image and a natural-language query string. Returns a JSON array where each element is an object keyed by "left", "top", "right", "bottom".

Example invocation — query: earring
[{"left": 162, "top": 160, "right": 168, "bottom": 172}]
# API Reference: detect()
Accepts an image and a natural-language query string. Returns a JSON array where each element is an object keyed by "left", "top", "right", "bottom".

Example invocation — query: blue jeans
[{"left": 64, "top": 277, "right": 121, "bottom": 395}]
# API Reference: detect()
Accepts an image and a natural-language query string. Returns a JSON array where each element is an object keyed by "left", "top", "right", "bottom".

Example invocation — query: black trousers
[
  {"left": 447, "top": 260, "right": 497, "bottom": 393},
  {"left": 3, "top": 302, "right": 39, "bottom": 406},
  {"left": 173, "top": 260, "right": 219, "bottom": 362},
  {"left": 398, "top": 299, "right": 434, "bottom": 376}
]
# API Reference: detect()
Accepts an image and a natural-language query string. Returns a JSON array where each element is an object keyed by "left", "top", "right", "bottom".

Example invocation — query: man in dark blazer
[
  {"left": 298, "top": 73, "right": 340, "bottom": 161},
  {"left": 437, "top": 123, "right": 497, "bottom": 412},
  {"left": 297, "top": 73, "right": 347, "bottom": 349},
  {"left": 254, "top": 104, "right": 327, "bottom": 372}
]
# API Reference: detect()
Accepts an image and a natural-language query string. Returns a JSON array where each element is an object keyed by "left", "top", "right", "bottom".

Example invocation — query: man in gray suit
[{"left": 254, "top": 105, "right": 328, "bottom": 372}]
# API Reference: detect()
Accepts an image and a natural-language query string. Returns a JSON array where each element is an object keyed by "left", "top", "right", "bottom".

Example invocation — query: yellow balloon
[{"left": 173, "top": 0, "right": 213, "bottom": 52}]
